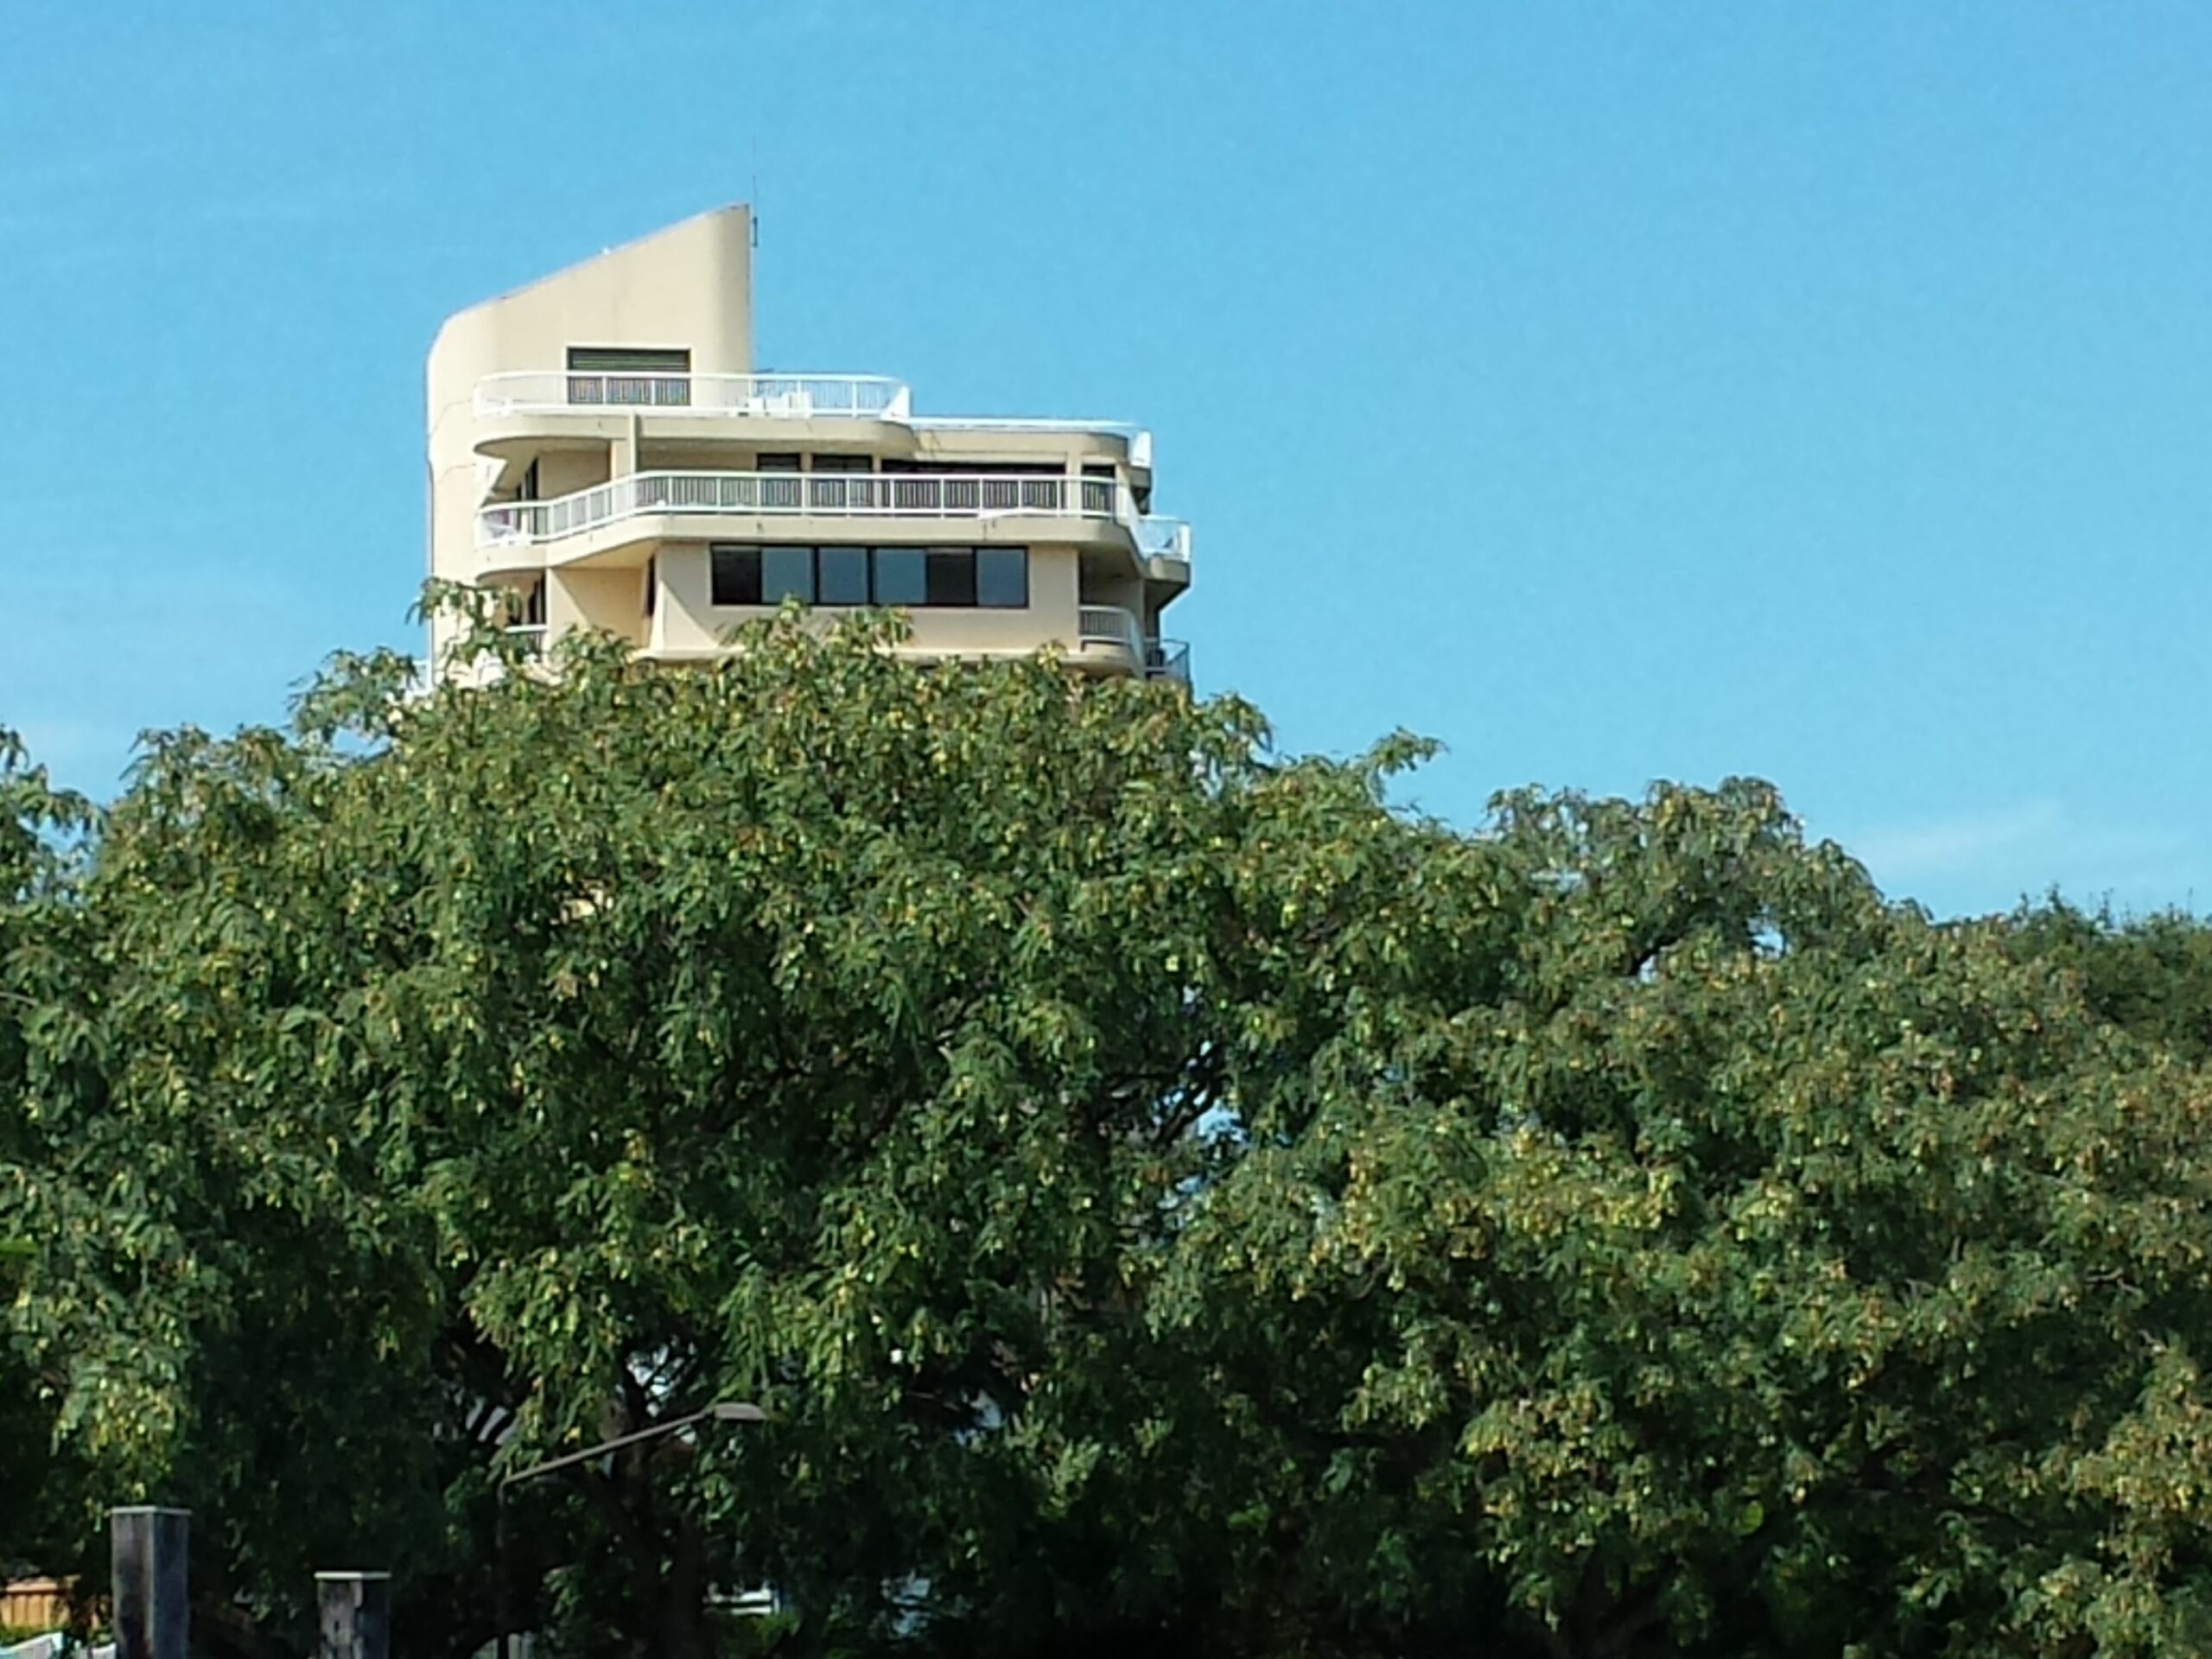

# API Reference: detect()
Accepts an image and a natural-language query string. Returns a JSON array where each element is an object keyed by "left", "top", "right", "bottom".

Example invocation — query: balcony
[
  {"left": 1135, "top": 517, "right": 1192, "bottom": 568},
  {"left": 480, "top": 470, "right": 1187, "bottom": 556},
  {"left": 475, "top": 372, "right": 912, "bottom": 420},
  {"left": 472, "top": 372, "right": 1153, "bottom": 466},
  {"left": 1079, "top": 607, "right": 1191, "bottom": 685}
]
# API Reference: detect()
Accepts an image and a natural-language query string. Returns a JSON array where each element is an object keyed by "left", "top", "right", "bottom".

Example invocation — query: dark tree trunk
[
  {"left": 655, "top": 1513, "right": 711, "bottom": 1659},
  {"left": 1541, "top": 1559, "right": 1670, "bottom": 1659}
]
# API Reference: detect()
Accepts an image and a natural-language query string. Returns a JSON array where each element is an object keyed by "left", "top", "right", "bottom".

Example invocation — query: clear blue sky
[{"left": 3, "top": 3, "right": 2209, "bottom": 918}]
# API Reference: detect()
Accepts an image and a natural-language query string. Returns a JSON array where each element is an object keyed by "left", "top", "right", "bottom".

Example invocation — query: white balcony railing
[
  {"left": 1135, "top": 517, "right": 1192, "bottom": 566},
  {"left": 1146, "top": 639, "right": 1192, "bottom": 684},
  {"left": 1078, "top": 606, "right": 1147, "bottom": 660},
  {"left": 1078, "top": 608, "right": 1190, "bottom": 683},
  {"left": 474, "top": 372, "right": 912, "bottom": 421},
  {"left": 473, "top": 372, "right": 1152, "bottom": 463},
  {"left": 479, "top": 471, "right": 1139, "bottom": 549},
  {"left": 908, "top": 416, "right": 1154, "bottom": 468}
]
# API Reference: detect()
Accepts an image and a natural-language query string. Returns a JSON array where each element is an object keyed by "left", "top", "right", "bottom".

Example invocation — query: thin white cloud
[
  {"left": 1840, "top": 799, "right": 2199, "bottom": 915},
  {"left": 1849, "top": 801, "right": 2063, "bottom": 881}
]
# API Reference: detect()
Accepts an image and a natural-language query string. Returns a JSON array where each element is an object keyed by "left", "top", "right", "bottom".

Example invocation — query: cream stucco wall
[
  {"left": 551, "top": 567, "right": 650, "bottom": 647},
  {"left": 537, "top": 448, "right": 613, "bottom": 499},
  {"left": 426, "top": 206, "right": 753, "bottom": 664}
]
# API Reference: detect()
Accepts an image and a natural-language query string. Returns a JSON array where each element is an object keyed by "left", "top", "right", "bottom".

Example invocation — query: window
[
  {"left": 643, "top": 556, "right": 657, "bottom": 618},
  {"left": 1081, "top": 463, "right": 1116, "bottom": 516},
  {"left": 808, "top": 454, "right": 873, "bottom": 511},
  {"left": 872, "top": 548, "right": 927, "bottom": 606},
  {"left": 749, "top": 453, "right": 804, "bottom": 510},
  {"left": 925, "top": 549, "right": 977, "bottom": 607},
  {"left": 818, "top": 546, "right": 869, "bottom": 605},
  {"left": 877, "top": 460, "right": 1065, "bottom": 512},
  {"left": 761, "top": 546, "right": 814, "bottom": 604},
  {"left": 976, "top": 548, "right": 1028, "bottom": 608},
  {"left": 879, "top": 459, "right": 1064, "bottom": 476},
  {"left": 568, "top": 347, "right": 691, "bottom": 372},
  {"left": 710, "top": 545, "right": 761, "bottom": 606},
  {"left": 709, "top": 545, "right": 1031, "bottom": 609},
  {"left": 567, "top": 346, "right": 691, "bottom": 407},
  {"left": 504, "top": 577, "right": 547, "bottom": 627}
]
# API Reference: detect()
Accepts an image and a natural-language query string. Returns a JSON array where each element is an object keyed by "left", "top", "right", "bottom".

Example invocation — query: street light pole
[{"left": 494, "top": 1401, "right": 765, "bottom": 1659}]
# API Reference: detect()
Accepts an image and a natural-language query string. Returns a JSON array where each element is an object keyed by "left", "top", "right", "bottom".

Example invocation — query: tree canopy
[{"left": 9, "top": 613, "right": 2212, "bottom": 1658}]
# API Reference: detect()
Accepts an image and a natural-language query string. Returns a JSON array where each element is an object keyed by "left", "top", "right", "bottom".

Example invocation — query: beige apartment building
[{"left": 425, "top": 205, "right": 1191, "bottom": 681}]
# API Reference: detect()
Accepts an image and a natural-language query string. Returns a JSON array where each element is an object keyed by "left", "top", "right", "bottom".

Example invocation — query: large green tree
[
  {"left": 11, "top": 613, "right": 2212, "bottom": 1657},
  {"left": 1, "top": 730, "right": 112, "bottom": 1593},
  {"left": 1157, "top": 785, "right": 2212, "bottom": 1656}
]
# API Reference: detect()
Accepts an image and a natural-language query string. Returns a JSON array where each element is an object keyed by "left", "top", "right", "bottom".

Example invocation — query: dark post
[
  {"left": 109, "top": 1507, "right": 188, "bottom": 1659},
  {"left": 495, "top": 1486, "right": 512, "bottom": 1659},
  {"left": 315, "top": 1573, "right": 391, "bottom": 1659}
]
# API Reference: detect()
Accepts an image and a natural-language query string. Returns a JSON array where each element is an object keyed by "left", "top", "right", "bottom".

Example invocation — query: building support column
[{"left": 612, "top": 412, "right": 642, "bottom": 478}]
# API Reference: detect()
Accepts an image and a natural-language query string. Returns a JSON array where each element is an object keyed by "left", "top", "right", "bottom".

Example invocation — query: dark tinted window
[
  {"left": 567, "top": 346, "right": 691, "bottom": 372},
  {"left": 879, "top": 459, "right": 1064, "bottom": 476},
  {"left": 976, "top": 549, "right": 1028, "bottom": 608},
  {"left": 713, "top": 544, "right": 1030, "bottom": 609},
  {"left": 873, "top": 548, "right": 927, "bottom": 605},
  {"left": 565, "top": 348, "right": 692, "bottom": 409},
  {"left": 762, "top": 546, "right": 814, "bottom": 603},
  {"left": 810, "top": 454, "right": 873, "bottom": 474},
  {"left": 755, "top": 453, "right": 803, "bottom": 472},
  {"left": 818, "top": 546, "right": 869, "bottom": 605},
  {"left": 926, "top": 549, "right": 977, "bottom": 607},
  {"left": 710, "top": 545, "right": 762, "bottom": 606}
]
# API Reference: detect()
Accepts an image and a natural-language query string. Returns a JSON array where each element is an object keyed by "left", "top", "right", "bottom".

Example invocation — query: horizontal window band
[{"left": 707, "top": 544, "right": 1029, "bottom": 611}]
